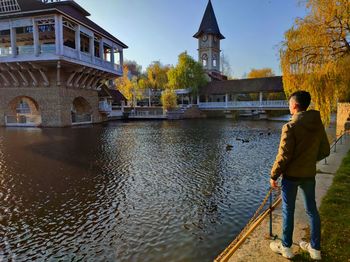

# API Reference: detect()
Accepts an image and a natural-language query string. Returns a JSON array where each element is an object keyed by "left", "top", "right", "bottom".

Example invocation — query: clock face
[{"left": 202, "top": 35, "right": 208, "bottom": 42}]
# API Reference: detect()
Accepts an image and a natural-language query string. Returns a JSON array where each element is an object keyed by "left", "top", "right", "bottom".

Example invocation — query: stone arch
[
  {"left": 72, "top": 96, "right": 92, "bottom": 114},
  {"left": 7, "top": 96, "right": 40, "bottom": 115},
  {"left": 71, "top": 96, "right": 92, "bottom": 124},
  {"left": 6, "top": 96, "right": 42, "bottom": 126}
]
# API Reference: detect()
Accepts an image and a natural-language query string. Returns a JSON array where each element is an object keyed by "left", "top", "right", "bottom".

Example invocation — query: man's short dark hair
[{"left": 289, "top": 91, "right": 311, "bottom": 111}]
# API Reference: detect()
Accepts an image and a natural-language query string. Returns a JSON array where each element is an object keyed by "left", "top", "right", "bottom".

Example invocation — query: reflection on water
[{"left": 0, "top": 119, "right": 284, "bottom": 262}]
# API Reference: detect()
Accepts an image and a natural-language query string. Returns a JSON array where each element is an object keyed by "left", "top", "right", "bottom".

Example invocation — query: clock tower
[{"left": 193, "top": 0, "right": 225, "bottom": 75}]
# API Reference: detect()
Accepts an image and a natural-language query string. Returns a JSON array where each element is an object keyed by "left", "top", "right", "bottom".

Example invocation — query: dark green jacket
[{"left": 271, "top": 110, "right": 330, "bottom": 180}]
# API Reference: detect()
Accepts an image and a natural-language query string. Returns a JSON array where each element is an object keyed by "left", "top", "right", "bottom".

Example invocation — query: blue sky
[{"left": 74, "top": 0, "right": 308, "bottom": 78}]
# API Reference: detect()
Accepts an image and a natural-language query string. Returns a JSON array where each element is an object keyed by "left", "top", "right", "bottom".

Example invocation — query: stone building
[{"left": 0, "top": 0, "right": 127, "bottom": 127}]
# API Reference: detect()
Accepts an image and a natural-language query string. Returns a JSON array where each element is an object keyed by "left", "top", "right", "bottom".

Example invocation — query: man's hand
[{"left": 270, "top": 178, "right": 278, "bottom": 189}]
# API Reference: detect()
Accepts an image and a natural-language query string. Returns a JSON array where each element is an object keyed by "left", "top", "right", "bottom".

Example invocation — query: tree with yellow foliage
[
  {"left": 161, "top": 89, "right": 177, "bottom": 111},
  {"left": 246, "top": 68, "right": 283, "bottom": 100},
  {"left": 115, "top": 65, "right": 133, "bottom": 101},
  {"left": 115, "top": 65, "right": 143, "bottom": 106},
  {"left": 247, "top": 68, "right": 275, "bottom": 79},
  {"left": 146, "top": 61, "right": 170, "bottom": 91},
  {"left": 280, "top": 0, "right": 350, "bottom": 124}
]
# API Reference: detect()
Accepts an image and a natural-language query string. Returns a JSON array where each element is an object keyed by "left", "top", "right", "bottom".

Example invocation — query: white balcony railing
[
  {"left": 18, "top": 45, "right": 35, "bottom": 55},
  {"left": 0, "top": 47, "right": 12, "bottom": 57},
  {"left": 94, "top": 57, "right": 103, "bottom": 67},
  {"left": 63, "top": 46, "right": 78, "bottom": 59},
  {"left": 60, "top": 46, "right": 120, "bottom": 73},
  {"left": 198, "top": 100, "right": 289, "bottom": 109},
  {"left": 81, "top": 51, "right": 92, "bottom": 63},
  {"left": 40, "top": 44, "right": 56, "bottom": 54},
  {"left": 0, "top": 43, "right": 122, "bottom": 74}
]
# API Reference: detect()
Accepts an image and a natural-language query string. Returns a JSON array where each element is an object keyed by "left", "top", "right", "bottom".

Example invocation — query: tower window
[
  {"left": 213, "top": 54, "right": 217, "bottom": 67},
  {"left": 202, "top": 53, "right": 208, "bottom": 67}
]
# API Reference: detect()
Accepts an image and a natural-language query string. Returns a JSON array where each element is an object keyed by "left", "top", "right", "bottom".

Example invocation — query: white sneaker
[
  {"left": 270, "top": 240, "right": 294, "bottom": 259},
  {"left": 300, "top": 241, "right": 321, "bottom": 260}
]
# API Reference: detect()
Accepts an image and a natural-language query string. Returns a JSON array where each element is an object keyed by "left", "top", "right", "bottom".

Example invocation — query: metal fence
[
  {"left": 71, "top": 114, "right": 92, "bottom": 125},
  {"left": 5, "top": 115, "right": 42, "bottom": 127}
]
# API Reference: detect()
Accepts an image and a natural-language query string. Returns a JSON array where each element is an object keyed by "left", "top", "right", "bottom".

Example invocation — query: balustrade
[
  {"left": 198, "top": 100, "right": 288, "bottom": 109},
  {"left": 0, "top": 17, "right": 122, "bottom": 74}
]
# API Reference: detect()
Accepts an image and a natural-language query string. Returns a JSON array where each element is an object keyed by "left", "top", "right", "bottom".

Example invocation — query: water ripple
[{"left": 0, "top": 120, "right": 283, "bottom": 262}]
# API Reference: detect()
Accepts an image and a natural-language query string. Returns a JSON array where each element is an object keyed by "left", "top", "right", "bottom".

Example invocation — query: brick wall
[
  {"left": 0, "top": 87, "right": 102, "bottom": 127},
  {"left": 337, "top": 103, "right": 350, "bottom": 136}
]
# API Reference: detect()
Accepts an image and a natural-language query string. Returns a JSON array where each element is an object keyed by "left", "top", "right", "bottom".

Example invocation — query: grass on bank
[{"left": 293, "top": 150, "right": 350, "bottom": 262}]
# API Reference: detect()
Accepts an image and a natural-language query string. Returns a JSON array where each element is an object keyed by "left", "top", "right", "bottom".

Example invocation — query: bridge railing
[{"left": 198, "top": 100, "right": 288, "bottom": 109}]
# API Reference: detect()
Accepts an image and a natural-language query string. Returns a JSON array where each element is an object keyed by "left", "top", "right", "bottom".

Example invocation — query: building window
[
  {"left": 16, "top": 100, "right": 31, "bottom": 115},
  {"left": 16, "top": 26, "right": 34, "bottom": 55},
  {"left": 0, "top": 29, "right": 11, "bottom": 56},
  {"left": 94, "top": 35, "right": 101, "bottom": 58},
  {"left": 202, "top": 53, "right": 208, "bottom": 67},
  {"left": 213, "top": 54, "right": 217, "bottom": 67},
  {"left": 16, "top": 26, "right": 33, "bottom": 34},
  {"left": 63, "top": 18, "right": 76, "bottom": 49},
  {"left": 103, "top": 43, "right": 112, "bottom": 62},
  {"left": 36, "top": 17, "right": 55, "bottom": 52},
  {"left": 80, "top": 32, "right": 90, "bottom": 53}
]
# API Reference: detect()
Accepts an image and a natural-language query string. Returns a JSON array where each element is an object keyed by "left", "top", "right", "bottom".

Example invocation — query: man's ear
[{"left": 291, "top": 101, "right": 298, "bottom": 111}]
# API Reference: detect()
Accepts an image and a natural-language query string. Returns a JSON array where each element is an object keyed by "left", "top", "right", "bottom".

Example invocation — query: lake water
[{"left": 0, "top": 119, "right": 284, "bottom": 262}]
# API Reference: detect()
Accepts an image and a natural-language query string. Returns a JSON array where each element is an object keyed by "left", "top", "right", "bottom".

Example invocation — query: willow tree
[
  {"left": 246, "top": 68, "right": 284, "bottom": 100},
  {"left": 280, "top": 0, "right": 350, "bottom": 124},
  {"left": 247, "top": 68, "right": 275, "bottom": 79},
  {"left": 167, "top": 52, "right": 208, "bottom": 95},
  {"left": 132, "top": 61, "right": 170, "bottom": 106},
  {"left": 146, "top": 61, "right": 170, "bottom": 91}
]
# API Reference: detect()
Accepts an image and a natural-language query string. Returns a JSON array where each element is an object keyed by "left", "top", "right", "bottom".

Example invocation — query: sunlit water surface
[{"left": 0, "top": 119, "right": 284, "bottom": 261}]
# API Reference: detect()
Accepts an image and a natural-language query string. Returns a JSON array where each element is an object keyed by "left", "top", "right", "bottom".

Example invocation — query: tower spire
[
  {"left": 194, "top": 0, "right": 225, "bottom": 76},
  {"left": 193, "top": 0, "right": 225, "bottom": 39}
]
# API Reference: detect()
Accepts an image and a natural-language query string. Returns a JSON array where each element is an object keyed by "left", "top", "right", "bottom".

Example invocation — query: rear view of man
[{"left": 269, "top": 91, "right": 330, "bottom": 260}]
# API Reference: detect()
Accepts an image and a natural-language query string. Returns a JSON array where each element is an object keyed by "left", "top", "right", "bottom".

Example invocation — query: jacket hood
[{"left": 291, "top": 110, "right": 323, "bottom": 131}]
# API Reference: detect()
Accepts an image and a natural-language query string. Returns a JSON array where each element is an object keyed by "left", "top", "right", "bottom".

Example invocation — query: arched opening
[
  {"left": 202, "top": 53, "right": 208, "bottom": 67},
  {"left": 6, "top": 96, "right": 42, "bottom": 127},
  {"left": 212, "top": 54, "right": 217, "bottom": 67},
  {"left": 71, "top": 97, "right": 92, "bottom": 125}
]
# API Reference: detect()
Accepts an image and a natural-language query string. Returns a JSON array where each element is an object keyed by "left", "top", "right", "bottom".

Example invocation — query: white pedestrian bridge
[{"left": 198, "top": 100, "right": 289, "bottom": 110}]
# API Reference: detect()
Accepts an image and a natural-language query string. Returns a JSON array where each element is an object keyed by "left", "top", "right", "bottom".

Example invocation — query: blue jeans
[{"left": 281, "top": 178, "right": 321, "bottom": 250}]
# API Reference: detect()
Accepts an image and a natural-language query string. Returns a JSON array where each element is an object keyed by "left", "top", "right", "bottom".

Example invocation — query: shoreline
[{"left": 224, "top": 134, "right": 350, "bottom": 261}]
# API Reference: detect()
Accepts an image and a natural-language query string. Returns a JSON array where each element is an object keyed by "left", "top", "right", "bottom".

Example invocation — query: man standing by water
[{"left": 269, "top": 91, "right": 330, "bottom": 260}]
